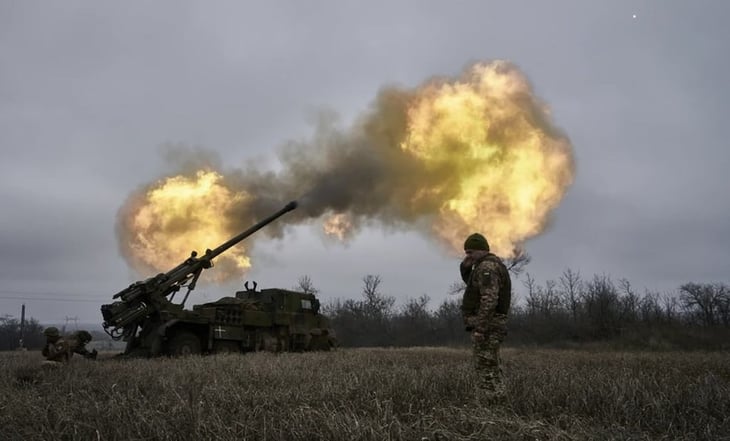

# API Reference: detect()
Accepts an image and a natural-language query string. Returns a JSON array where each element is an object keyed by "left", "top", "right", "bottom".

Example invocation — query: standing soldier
[
  {"left": 460, "top": 233, "right": 512, "bottom": 404},
  {"left": 41, "top": 327, "right": 71, "bottom": 363}
]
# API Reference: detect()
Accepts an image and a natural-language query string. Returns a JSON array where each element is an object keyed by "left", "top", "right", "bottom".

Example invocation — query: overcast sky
[{"left": 1, "top": 1, "right": 728, "bottom": 324}]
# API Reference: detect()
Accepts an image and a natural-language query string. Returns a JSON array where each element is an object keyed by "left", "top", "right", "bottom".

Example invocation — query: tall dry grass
[{"left": 1, "top": 347, "right": 727, "bottom": 440}]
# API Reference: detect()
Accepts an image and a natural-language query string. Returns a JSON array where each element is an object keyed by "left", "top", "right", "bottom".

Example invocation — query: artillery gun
[{"left": 101, "top": 201, "right": 336, "bottom": 356}]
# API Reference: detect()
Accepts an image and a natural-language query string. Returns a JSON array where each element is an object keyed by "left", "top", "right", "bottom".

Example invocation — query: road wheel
[{"left": 166, "top": 331, "right": 202, "bottom": 356}]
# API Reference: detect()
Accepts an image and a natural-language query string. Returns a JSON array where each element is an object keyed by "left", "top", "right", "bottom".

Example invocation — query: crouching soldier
[
  {"left": 41, "top": 327, "right": 71, "bottom": 364},
  {"left": 68, "top": 330, "right": 98, "bottom": 359}
]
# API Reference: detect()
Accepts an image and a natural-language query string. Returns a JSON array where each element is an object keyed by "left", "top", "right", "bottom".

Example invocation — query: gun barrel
[
  {"left": 208, "top": 200, "right": 298, "bottom": 260},
  {"left": 101, "top": 200, "right": 298, "bottom": 340}
]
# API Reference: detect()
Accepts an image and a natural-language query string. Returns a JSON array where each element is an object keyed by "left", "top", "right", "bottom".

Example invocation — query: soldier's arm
[
  {"left": 474, "top": 260, "right": 502, "bottom": 332},
  {"left": 60, "top": 340, "right": 72, "bottom": 360},
  {"left": 44, "top": 343, "right": 59, "bottom": 360},
  {"left": 73, "top": 344, "right": 97, "bottom": 359},
  {"left": 460, "top": 259, "right": 472, "bottom": 283},
  {"left": 45, "top": 342, "right": 69, "bottom": 362}
]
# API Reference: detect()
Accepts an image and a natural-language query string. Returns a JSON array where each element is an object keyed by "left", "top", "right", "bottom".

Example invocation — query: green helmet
[
  {"left": 43, "top": 327, "right": 60, "bottom": 337},
  {"left": 73, "top": 330, "right": 92, "bottom": 343}
]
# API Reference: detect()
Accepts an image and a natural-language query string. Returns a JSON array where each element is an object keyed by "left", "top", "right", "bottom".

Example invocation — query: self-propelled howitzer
[{"left": 100, "top": 200, "right": 323, "bottom": 356}]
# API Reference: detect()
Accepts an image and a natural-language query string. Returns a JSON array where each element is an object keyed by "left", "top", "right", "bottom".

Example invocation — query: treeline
[
  {"left": 313, "top": 271, "right": 730, "bottom": 350},
  {"left": 3, "top": 271, "right": 727, "bottom": 351},
  {"left": 0, "top": 315, "right": 44, "bottom": 350}
]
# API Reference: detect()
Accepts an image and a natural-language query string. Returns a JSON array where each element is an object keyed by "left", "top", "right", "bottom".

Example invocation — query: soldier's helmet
[
  {"left": 74, "top": 330, "right": 93, "bottom": 343},
  {"left": 43, "top": 327, "right": 60, "bottom": 337},
  {"left": 464, "top": 233, "right": 490, "bottom": 251}
]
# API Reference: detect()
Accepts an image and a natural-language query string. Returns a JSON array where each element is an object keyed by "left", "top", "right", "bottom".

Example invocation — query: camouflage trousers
[{"left": 470, "top": 313, "right": 508, "bottom": 401}]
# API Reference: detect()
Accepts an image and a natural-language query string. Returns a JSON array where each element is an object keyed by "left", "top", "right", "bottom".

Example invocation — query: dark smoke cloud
[
  {"left": 118, "top": 61, "right": 574, "bottom": 270},
  {"left": 220, "top": 87, "right": 424, "bottom": 237},
  {"left": 229, "top": 88, "right": 462, "bottom": 223}
]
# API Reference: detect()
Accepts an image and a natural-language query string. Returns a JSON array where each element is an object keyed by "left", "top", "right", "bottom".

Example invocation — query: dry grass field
[{"left": 1, "top": 347, "right": 728, "bottom": 440}]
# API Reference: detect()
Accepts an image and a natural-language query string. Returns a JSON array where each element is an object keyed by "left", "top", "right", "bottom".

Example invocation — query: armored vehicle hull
[
  {"left": 100, "top": 201, "right": 336, "bottom": 357},
  {"left": 120, "top": 285, "right": 336, "bottom": 357}
]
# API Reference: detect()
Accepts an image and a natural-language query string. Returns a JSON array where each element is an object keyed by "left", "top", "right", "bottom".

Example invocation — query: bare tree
[
  {"left": 362, "top": 274, "right": 382, "bottom": 298},
  {"left": 618, "top": 278, "right": 639, "bottom": 323},
  {"left": 295, "top": 275, "right": 319, "bottom": 295},
  {"left": 542, "top": 279, "right": 561, "bottom": 316},
  {"left": 361, "top": 274, "right": 395, "bottom": 319},
  {"left": 583, "top": 274, "right": 620, "bottom": 337},
  {"left": 504, "top": 248, "right": 531, "bottom": 276},
  {"left": 523, "top": 272, "right": 540, "bottom": 316},
  {"left": 717, "top": 285, "right": 730, "bottom": 327},
  {"left": 435, "top": 298, "right": 464, "bottom": 344},
  {"left": 662, "top": 293, "right": 679, "bottom": 323},
  {"left": 401, "top": 294, "right": 431, "bottom": 321},
  {"left": 522, "top": 275, "right": 560, "bottom": 317},
  {"left": 559, "top": 268, "right": 582, "bottom": 323},
  {"left": 447, "top": 281, "right": 466, "bottom": 296},
  {"left": 638, "top": 290, "right": 661, "bottom": 323},
  {"left": 680, "top": 283, "right": 729, "bottom": 327}
]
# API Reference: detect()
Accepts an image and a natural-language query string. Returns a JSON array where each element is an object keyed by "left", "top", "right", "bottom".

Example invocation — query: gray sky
[{"left": 1, "top": 1, "right": 728, "bottom": 324}]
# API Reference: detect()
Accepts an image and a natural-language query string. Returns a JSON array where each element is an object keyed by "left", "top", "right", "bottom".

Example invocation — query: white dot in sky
[{"left": 632, "top": 14, "right": 637, "bottom": 19}]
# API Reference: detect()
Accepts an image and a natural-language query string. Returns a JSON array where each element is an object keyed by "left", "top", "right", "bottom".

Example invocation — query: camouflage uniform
[
  {"left": 68, "top": 330, "right": 98, "bottom": 359},
  {"left": 41, "top": 327, "right": 71, "bottom": 363},
  {"left": 460, "top": 234, "right": 511, "bottom": 403}
]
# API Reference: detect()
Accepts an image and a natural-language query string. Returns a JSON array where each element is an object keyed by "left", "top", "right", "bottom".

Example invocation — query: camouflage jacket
[
  {"left": 461, "top": 254, "right": 511, "bottom": 330},
  {"left": 67, "top": 333, "right": 98, "bottom": 359},
  {"left": 41, "top": 338, "right": 71, "bottom": 362}
]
